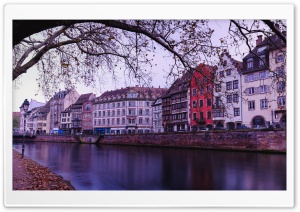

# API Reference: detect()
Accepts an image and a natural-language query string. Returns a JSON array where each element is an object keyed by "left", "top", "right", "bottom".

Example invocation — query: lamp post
[{"left": 22, "top": 99, "right": 30, "bottom": 158}]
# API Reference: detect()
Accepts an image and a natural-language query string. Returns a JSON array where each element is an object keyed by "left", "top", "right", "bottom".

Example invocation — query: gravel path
[{"left": 13, "top": 149, "right": 75, "bottom": 190}]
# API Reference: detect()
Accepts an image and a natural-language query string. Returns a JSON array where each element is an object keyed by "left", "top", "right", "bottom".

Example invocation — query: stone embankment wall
[
  {"left": 99, "top": 130, "right": 286, "bottom": 152},
  {"left": 14, "top": 130, "right": 286, "bottom": 152}
]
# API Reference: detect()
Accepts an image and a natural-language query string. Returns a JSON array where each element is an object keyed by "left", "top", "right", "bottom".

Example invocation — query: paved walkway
[{"left": 13, "top": 149, "right": 75, "bottom": 190}]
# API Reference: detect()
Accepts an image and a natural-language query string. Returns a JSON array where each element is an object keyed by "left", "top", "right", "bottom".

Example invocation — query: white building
[
  {"left": 152, "top": 97, "right": 164, "bottom": 133},
  {"left": 241, "top": 33, "right": 286, "bottom": 128},
  {"left": 213, "top": 51, "right": 243, "bottom": 129},
  {"left": 19, "top": 99, "right": 46, "bottom": 134},
  {"left": 93, "top": 86, "right": 167, "bottom": 134}
]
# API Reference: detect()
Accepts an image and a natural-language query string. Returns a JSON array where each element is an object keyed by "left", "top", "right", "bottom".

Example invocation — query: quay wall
[{"left": 14, "top": 130, "right": 286, "bottom": 152}]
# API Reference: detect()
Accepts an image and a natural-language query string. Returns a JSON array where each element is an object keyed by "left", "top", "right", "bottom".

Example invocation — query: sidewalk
[{"left": 13, "top": 149, "right": 75, "bottom": 190}]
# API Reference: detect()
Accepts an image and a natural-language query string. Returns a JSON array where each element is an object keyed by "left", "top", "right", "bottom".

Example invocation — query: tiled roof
[
  {"left": 243, "top": 34, "right": 286, "bottom": 59},
  {"left": 97, "top": 86, "right": 167, "bottom": 101},
  {"left": 74, "top": 93, "right": 94, "bottom": 105}
]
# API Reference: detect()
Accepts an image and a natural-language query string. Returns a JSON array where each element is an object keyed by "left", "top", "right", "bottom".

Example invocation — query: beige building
[
  {"left": 241, "top": 33, "right": 286, "bottom": 128},
  {"left": 49, "top": 89, "right": 79, "bottom": 132},
  {"left": 93, "top": 86, "right": 167, "bottom": 134}
]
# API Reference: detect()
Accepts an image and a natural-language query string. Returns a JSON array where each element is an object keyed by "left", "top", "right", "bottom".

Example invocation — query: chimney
[
  {"left": 275, "top": 23, "right": 280, "bottom": 30},
  {"left": 256, "top": 35, "right": 263, "bottom": 46}
]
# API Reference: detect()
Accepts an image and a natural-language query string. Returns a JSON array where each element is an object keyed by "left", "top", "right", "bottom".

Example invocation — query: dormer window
[
  {"left": 276, "top": 52, "right": 285, "bottom": 63},
  {"left": 257, "top": 46, "right": 267, "bottom": 53},
  {"left": 259, "top": 55, "right": 266, "bottom": 66},
  {"left": 247, "top": 58, "right": 254, "bottom": 69}
]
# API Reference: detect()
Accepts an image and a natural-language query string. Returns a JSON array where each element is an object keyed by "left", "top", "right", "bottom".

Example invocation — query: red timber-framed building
[{"left": 190, "top": 64, "right": 215, "bottom": 131}]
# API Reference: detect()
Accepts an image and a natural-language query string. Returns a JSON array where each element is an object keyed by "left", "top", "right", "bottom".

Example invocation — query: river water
[{"left": 13, "top": 142, "right": 286, "bottom": 190}]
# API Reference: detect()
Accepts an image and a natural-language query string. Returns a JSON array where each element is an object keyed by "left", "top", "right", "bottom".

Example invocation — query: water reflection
[{"left": 13, "top": 142, "right": 286, "bottom": 190}]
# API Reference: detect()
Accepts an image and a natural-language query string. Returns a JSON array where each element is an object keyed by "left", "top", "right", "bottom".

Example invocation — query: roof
[
  {"left": 96, "top": 86, "right": 167, "bottom": 102},
  {"left": 243, "top": 34, "right": 286, "bottom": 60},
  {"left": 74, "top": 93, "right": 94, "bottom": 105},
  {"left": 162, "top": 64, "right": 215, "bottom": 98}
]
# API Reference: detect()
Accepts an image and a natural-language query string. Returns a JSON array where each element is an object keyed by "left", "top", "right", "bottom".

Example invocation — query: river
[{"left": 13, "top": 142, "right": 286, "bottom": 190}]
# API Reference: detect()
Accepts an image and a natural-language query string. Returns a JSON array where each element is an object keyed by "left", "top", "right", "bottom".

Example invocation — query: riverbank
[{"left": 13, "top": 149, "right": 75, "bottom": 190}]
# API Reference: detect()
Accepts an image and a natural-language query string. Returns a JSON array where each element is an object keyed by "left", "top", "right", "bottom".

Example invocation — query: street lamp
[{"left": 22, "top": 99, "right": 30, "bottom": 158}]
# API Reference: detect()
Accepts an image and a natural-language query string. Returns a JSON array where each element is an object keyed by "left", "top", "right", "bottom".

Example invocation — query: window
[
  {"left": 199, "top": 86, "right": 204, "bottom": 94},
  {"left": 215, "top": 97, "right": 221, "bottom": 107},
  {"left": 260, "top": 99, "right": 268, "bottom": 109},
  {"left": 117, "top": 118, "right": 120, "bottom": 125},
  {"left": 129, "top": 101, "right": 135, "bottom": 107},
  {"left": 139, "top": 109, "right": 143, "bottom": 115},
  {"left": 226, "top": 69, "right": 232, "bottom": 76},
  {"left": 247, "top": 74, "right": 254, "bottom": 82},
  {"left": 207, "top": 98, "right": 211, "bottom": 106},
  {"left": 146, "top": 102, "right": 150, "bottom": 107},
  {"left": 193, "top": 113, "right": 197, "bottom": 120},
  {"left": 196, "top": 78, "right": 200, "bottom": 84},
  {"left": 259, "top": 55, "right": 266, "bottom": 66},
  {"left": 247, "top": 58, "right": 254, "bottom": 69},
  {"left": 207, "top": 111, "right": 211, "bottom": 119},
  {"left": 128, "top": 109, "right": 136, "bottom": 115},
  {"left": 278, "top": 96, "right": 286, "bottom": 107},
  {"left": 233, "top": 94, "right": 239, "bottom": 103},
  {"left": 200, "top": 112, "right": 204, "bottom": 119},
  {"left": 260, "top": 85, "right": 268, "bottom": 93},
  {"left": 276, "top": 52, "right": 285, "bottom": 63},
  {"left": 248, "top": 101, "right": 255, "bottom": 110},
  {"left": 248, "top": 87, "right": 255, "bottom": 95},
  {"left": 139, "top": 118, "right": 143, "bottom": 124},
  {"left": 219, "top": 71, "right": 224, "bottom": 78},
  {"left": 234, "top": 108, "right": 240, "bottom": 116},
  {"left": 207, "top": 85, "right": 211, "bottom": 93},
  {"left": 199, "top": 100, "right": 204, "bottom": 107},
  {"left": 276, "top": 67, "right": 285, "bottom": 77},
  {"left": 260, "top": 71, "right": 267, "bottom": 79},
  {"left": 226, "top": 82, "right": 232, "bottom": 90},
  {"left": 145, "top": 118, "right": 150, "bottom": 124},
  {"left": 192, "top": 88, "right": 197, "bottom": 96},
  {"left": 192, "top": 100, "right": 197, "bottom": 108},
  {"left": 145, "top": 109, "right": 150, "bottom": 115},
  {"left": 277, "top": 81, "right": 285, "bottom": 92},
  {"left": 227, "top": 95, "right": 232, "bottom": 103},
  {"left": 215, "top": 84, "right": 221, "bottom": 92},
  {"left": 103, "top": 111, "right": 106, "bottom": 116},
  {"left": 233, "top": 80, "right": 239, "bottom": 89},
  {"left": 213, "top": 109, "right": 223, "bottom": 117}
]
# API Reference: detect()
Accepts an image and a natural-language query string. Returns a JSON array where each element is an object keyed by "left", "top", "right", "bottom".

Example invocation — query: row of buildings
[{"left": 18, "top": 33, "right": 286, "bottom": 134}]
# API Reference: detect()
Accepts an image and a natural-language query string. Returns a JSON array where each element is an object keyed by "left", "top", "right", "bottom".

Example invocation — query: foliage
[{"left": 13, "top": 20, "right": 286, "bottom": 100}]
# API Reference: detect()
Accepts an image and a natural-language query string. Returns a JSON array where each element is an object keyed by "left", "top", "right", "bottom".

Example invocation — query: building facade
[
  {"left": 49, "top": 89, "right": 79, "bottom": 132},
  {"left": 152, "top": 97, "right": 164, "bottom": 133},
  {"left": 213, "top": 51, "right": 243, "bottom": 129},
  {"left": 190, "top": 64, "right": 214, "bottom": 131},
  {"left": 93, "top": 86, "right": 167, "bottom": 134},
  {"left": 162, "top": 71, "right": 191, "bottom": 132},
  {"left": 241, "top": 32, "right": 286, "bottom": 128}
]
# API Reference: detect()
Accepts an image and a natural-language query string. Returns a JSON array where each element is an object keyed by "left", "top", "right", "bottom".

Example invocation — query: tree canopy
[{"left": 13, "top": 19, "right": 286, "bottom": 99}]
